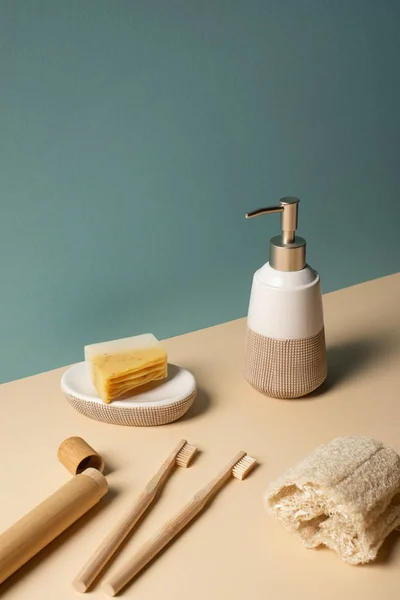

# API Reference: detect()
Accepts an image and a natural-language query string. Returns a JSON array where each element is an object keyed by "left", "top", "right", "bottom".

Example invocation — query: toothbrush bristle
[
  {"left": 232, "top": 454, "right": 257, "bottom": 480},
  {"left": 176, "top": 443, "right": 197, "bottom": 468}
]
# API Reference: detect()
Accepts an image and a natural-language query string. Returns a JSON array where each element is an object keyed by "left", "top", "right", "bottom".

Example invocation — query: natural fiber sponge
[{"left": 265, "top": 437, "right": 400, "bottom": 564}]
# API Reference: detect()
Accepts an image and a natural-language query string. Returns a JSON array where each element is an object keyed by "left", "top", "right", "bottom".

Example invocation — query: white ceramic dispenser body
[{"left": 244, "top": 198, "right": 327, "bottom": 398}]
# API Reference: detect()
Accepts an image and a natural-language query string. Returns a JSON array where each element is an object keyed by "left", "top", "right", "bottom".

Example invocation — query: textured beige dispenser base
[{"left": 244, "top": 327, "right": 327, "bottom": 398}]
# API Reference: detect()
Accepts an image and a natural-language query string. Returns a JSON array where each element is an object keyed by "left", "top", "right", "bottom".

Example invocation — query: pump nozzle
[
  {"left": 245, "top": 197, "right": 305, "bottom": 271},
  {"left": 245, "top": 197, "right": 299, "bottom": 244}
]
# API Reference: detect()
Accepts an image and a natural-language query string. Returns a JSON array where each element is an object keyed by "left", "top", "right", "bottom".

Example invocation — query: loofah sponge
[{"left": 265, "top": 437, "right": 400, "bottom": 564}]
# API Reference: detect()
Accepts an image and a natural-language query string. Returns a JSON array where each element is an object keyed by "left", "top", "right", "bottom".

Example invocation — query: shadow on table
[
  {"left": 308, "top": 332, "right": 398, "bottom": 398},
  {"left": 372, "top": 528, "right": 400, "bottom": 565},
  {"left": 180, "top": 387, "right": 211, "bottom": 420}
]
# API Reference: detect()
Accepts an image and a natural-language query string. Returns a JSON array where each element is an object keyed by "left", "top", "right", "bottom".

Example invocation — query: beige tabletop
[{"left": 0, "top": 273, "right": 399, "bottom": 599}]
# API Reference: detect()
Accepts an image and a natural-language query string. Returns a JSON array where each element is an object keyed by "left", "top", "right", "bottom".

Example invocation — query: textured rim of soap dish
[{"left": 61, "top": 363, "right": 197, "bottom": 427}]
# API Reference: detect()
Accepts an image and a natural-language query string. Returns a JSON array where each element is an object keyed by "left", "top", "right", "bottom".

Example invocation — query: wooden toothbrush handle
[
  {"left": 102, "top": 453, "right": 245, "bottom": 596},
  {"left": 73, "top": 439, "right": 186, "bottom": 592},
  {"left": 72, "top": 489, "right": 154, "bottom": 592},
  {"left": 0, "top": 469, "right": 107, "bottom": 586},
  {"left": 103, "top": 494, "right": 207, "bottom": 596}
]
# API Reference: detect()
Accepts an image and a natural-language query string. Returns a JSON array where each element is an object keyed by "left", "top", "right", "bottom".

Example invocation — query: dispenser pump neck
[{"left": 245, "top": 197, "right": 306, "bottom": 272}]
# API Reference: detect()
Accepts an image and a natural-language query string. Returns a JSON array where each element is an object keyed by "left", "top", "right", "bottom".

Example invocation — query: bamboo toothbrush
[
  {"left": 102, "top": 451, "right": 257, "bottom": 596},
  {"left": 72, "top": 439, "right": 197, "bottom": 592}
]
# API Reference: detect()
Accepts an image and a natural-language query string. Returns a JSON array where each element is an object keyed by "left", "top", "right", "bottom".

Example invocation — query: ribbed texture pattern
[
  {"left": 64, "top": 391, "right": 196, "bottom": 427},
  {"left": 244, "top": 327, "right": 327, "bottom": 399}
]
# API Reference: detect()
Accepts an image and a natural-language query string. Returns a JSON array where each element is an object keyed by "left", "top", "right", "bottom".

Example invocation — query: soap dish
[{"left": 61, "top": 363, "right": 196, "bottom": 427}]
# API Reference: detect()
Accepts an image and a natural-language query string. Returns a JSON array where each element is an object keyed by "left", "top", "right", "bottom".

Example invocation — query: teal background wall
[{"left": 1, "top": 0, "right": 399, "bottom": 383}]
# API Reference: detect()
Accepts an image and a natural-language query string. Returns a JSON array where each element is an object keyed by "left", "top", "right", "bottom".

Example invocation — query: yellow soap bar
[{"left": 85, "top": 334, "right": 168, "bottom": 403}]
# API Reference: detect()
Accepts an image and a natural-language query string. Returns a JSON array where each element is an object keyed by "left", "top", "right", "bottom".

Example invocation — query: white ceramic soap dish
[{"left": 61, "top": 363, "right": 196, "bottom": 427}]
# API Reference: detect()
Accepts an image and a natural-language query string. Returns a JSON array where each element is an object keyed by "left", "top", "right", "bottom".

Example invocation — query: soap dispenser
[{"left": 244, "top": 197, "right": 327, "bottom": 398}]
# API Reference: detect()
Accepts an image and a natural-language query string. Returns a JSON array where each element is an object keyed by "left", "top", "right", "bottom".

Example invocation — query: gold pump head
[{"left": 245, "top": 197, "right": 306, "bottom": 272}]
